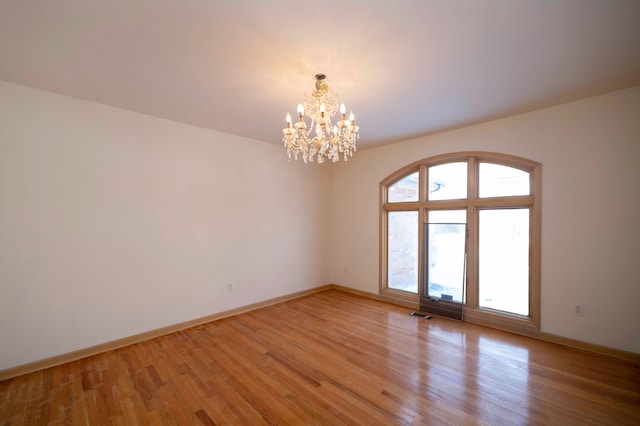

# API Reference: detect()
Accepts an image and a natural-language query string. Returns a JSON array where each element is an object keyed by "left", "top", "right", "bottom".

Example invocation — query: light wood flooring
[{"left": 1, "top": 289, "right": 639, "bottom": 425}]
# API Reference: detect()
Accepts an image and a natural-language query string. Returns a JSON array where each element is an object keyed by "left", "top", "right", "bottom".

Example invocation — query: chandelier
[{"left": 283, "top": 73, "right": 359, "bottom": 163}]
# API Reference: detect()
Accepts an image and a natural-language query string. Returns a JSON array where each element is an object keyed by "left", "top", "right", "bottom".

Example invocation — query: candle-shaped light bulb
[
  {"left": 297, "top": 103, "right": 304, "bottom": 117},
  {"left": 286, "top": 113, "right": 292, "bottom": 128},
  {"left": 320, "top": 104, "right": 325, "bottom": 117},
  {"left": 340, "top": 103, "right": 346, "bottom": 120},
  {"left": 349, "top": 111, "right": 355, "bottom": 122}
]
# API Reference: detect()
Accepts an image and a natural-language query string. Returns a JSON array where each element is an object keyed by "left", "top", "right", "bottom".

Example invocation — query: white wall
[
  {"left": 2, "top": 81, "right": 638, "bottom": 372},
  {"left": 0, "top": 81, "right": 331, "bottom": 371},
  {"left": 330, "top": 86, "right": 640, "bottom": 354}
]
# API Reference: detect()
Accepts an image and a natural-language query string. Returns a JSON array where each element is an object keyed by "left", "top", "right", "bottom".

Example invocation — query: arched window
[{"left": 380, "top": 152, "right": 541, "bottom": 330}]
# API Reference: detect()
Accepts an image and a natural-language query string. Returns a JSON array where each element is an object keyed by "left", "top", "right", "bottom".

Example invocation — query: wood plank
[{"left": 1, "top": 289, "right": 638, "bottom": 425}]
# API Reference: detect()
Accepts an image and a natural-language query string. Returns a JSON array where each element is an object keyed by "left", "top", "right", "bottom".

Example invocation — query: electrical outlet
[{"left": 573, "top": 303, "right": 584, "bottom": 317}]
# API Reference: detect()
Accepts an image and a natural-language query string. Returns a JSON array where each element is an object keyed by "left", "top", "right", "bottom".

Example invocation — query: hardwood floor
[{"left": 1, "top": 289, "right": 639, "bottom": 425}]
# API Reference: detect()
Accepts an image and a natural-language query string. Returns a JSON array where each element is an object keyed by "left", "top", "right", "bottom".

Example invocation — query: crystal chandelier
[{"left": 283, "top": 73, "right": 359, "bottom": 163}]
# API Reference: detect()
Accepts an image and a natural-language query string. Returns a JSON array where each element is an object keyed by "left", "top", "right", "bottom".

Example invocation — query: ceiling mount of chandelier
[{"left": 283, "top": 73, "right": 359, "bottom": 164}]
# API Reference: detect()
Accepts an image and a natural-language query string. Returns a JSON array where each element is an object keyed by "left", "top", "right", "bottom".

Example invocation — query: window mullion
[
  {"left": 419, "top": 164, "right": 428, "bottom": 202},
  {"left": 466, "top": 158, "right": 477, "bottom": 309},
  {"left": 468, "top": 156, "right": 477, "bottom": 201},
  {"left": 384, "top": 202, "right": 421, "bottom": 211},
  {"left": 472, "top": 195, "right": 534, "bottom": 208}
]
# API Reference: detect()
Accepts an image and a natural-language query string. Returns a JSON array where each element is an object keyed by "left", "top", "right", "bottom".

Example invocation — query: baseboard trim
[
  {"left": 330, "top": 284, "right": 640, "bottom": 366},
  {"left": 331, "top": 284, "right": 421, "bottom": 310},
  {"left": 0, "top": 285, "right": 332, "bottom": 381},
  {"left": 2, "top": 283, "right": 638, "bottom": 381}
]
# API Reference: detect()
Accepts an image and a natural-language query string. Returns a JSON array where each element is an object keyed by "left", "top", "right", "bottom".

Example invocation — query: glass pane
[
  {"left": 428, "top": 210, "right": 466, "bottom": 224},
  {"left": 387, "top": 211, "right": 418, "bottom": 293},
  {"left": 479, "top": 163, "right": 530, "bottom": 198},
  {"left": 479, "top": 209, "right": 529, "bottom": 315},
  {"left": 388, "top": 171, "right": 419, "bottom": 202},
  {"left": 427, "top": 223, "right": 466, "bottom": 302},
  {"left": 428, "top": 162, "right": 467, "bottom": 200}
]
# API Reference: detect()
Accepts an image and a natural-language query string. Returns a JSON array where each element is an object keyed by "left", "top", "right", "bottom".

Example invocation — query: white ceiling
[{"left": 1, "top": 0, "right": 639, "bottom": 148}]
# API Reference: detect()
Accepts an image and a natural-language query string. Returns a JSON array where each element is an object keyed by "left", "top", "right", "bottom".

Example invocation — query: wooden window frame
[{"left": 380, "top": 152, "right": 542, "bottom": 332}]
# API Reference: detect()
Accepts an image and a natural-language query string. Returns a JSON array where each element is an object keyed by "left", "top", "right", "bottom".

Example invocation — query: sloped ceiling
[{"left": 1, "top": 0, "right": 639, "bottom": 148}]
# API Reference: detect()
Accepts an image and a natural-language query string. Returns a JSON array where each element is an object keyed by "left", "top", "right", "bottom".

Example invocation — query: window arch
[{"left": 380, "top": 152, "right": 541, "bottom": 331}]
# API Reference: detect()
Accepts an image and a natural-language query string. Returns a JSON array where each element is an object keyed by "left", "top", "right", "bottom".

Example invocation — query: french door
[{"left": 420, "top": 210, "right": 467, "bottom": 320}]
